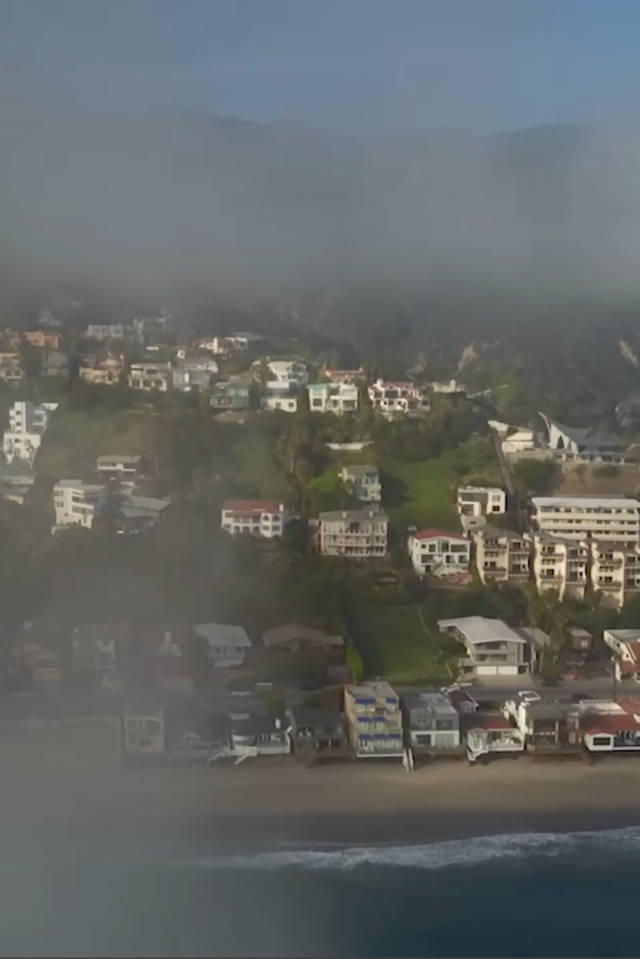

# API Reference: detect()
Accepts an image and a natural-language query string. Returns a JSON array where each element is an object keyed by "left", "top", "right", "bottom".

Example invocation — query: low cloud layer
[{"left": 3, "top": 110, "right": 640, "bottom": 305}]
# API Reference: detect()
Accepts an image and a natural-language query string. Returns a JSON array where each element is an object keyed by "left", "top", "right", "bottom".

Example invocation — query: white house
[
  {"left": 530, "top": 532, "right": 589, "bottom": 602},
  {"left": 52, "top": 479, "right": 108, "bottom": 532},
  {"left": 307, "top": 382, "right": 359, "bottom": 415},
  {"left": 407, "top": 529, "right": 470, "bottom": 578},
  {"left": 193, "top": 622, "right": 252, "bottom": 669},
  {"left": 338, "top": 464, "right": 381, "bottom": 503},
  {"left": 531, "top": 496, "right": 640, "bottom": 545},
  {"left": 264, "top": 359, "right": 308, "bottom": 386},
  {"left": 603, "top": 629, "right": 640, "bottom": 682},
  {"left": 127, "top": 362, "right": 171, "bottom": 392},
  {"left": 437, "top": 616, "right": 533, "bottom": 678},
  {"left": 261, "top": 382, "right": 298, "bottom": 413},
  {"left": 96, "top": 454, "right": 142, "bottom": 481},
  {"left": 85, "top": 323, "right": 128, "bottom": 341},
  {"left": 221, "top": 500, "right": 289, "bottom": 538},
  {"left": 502, "top": 428, "right": 537, "bottom": 455},
  {"left": 198, "top": 333, "right": 264, "bottom": 355},
  {"left": 367, "top": 379, "right": 430, "bottom": 416},
  {"left": 457, "top": 486, "right": 506, "bottom": 519},
  {"left": 3, "top": 400, "right": 58, "bottom": 464},
  {"left": 577, "top": 698, "right": 640, "bottom": 752}
]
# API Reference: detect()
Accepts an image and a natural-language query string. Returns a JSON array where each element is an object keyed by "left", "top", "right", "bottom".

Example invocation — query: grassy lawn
[{"left": 353, "top": 603, "right": 459, "bottom": 684}]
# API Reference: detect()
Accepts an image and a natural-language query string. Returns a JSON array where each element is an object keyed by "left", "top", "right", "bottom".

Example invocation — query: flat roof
[
  {"left": 222, "top": 499, "right": 282, "bottom": 513},
  {"left": 412, "top": 528, "right": 467, "bottom": 541},
  {"left": 532, "top": 496, "right": 640, "bottom": 509},
  {"left": 347, "top": 681, "right": 398, "bottom": 700},
  {"left": 437, "top": 616, "right": 527, "bottom": 646},
  {"left": 319, "top": 507, "right": 388, "bottom": 522},
  {"left": 604, "top": 629, "right": 640, "bottom": 643}
]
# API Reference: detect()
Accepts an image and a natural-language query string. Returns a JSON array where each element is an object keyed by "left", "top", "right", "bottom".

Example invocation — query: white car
[{"left": 518, "top": 689, "right": 542, "bottom": 704}]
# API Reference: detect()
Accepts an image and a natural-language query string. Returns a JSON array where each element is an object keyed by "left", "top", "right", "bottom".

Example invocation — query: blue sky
[{"left": 3, "top": 0, "right": 640, "bottom": 130}]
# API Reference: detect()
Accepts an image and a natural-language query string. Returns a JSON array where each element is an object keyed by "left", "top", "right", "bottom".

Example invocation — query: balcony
[{"left": 597, "top": 579, "right": 622, "bottom": 590}]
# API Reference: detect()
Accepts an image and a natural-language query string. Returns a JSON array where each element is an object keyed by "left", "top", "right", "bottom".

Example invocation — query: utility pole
[{"left": 611, "top": 654, "right": 618, "bottom": 704}]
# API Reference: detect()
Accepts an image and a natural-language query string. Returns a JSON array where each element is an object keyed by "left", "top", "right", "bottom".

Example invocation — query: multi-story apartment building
[
  {"left": 530, "top": 532, "right": 589, "bottom": 601},
  {"left": 591, "top": 542, "right": 640, "bottom": 609},
  {"left": 472, "top": 525, "right": 532, "bottom": 585},
  {"left": 531, "top": 496, "right": 640, "bottom": 545},
  {"left": 338, "top": 465, "right": 382, "bottom": 503},
  {"left": 317, "top": 507, "right": 388, "bottom": 558},
  {"left": 343, "top": 681, "right": 403, "bottom": 758},
  {"left": 209, "top": 382, "right": 250, "bottom": 411},
  {"left": 3, "top": 401, "right": 58, "bottom": 464},
  {"left": 23, "top": 330, "right": 62, "bottom": 350},
  {"left": 457, "top": 486, "right": 506, "bottom": 519},
  {"left": 127, "top": 362, "right": 171, "bottom": 393},
  {"left": 85, "top": 324, "right": 128, "bottom": 341},
  {"left": 307, "top": 382, "right": 359, "bottom": 415},
  {"left": 78, "top": 354, "right": 125, "bottom": 386},
  {"left": 407, "top": 529, "right": 470, "bottom": 578},
  {"left": 221, "top": 500, "right": 289, "bottom": 539},
  {"left": 367, "top": 379, "right": 430, "bottom": 416},
  {"left": 52, "top": 479, "right": 108, "bottom": 532},
  {"left": 171, "top": 359, "right": 218, "bottom": 393},
  {"left": 437, "top": 616, "right": 533, "bottom": 678}
]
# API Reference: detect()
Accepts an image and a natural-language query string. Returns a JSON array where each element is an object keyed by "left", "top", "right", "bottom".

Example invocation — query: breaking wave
[{"left": 167, "top": 825, "right": 640, "bottom": 872}]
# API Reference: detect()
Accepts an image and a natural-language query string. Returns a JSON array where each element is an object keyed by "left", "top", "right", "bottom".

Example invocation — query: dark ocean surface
[{"left": 2, "top": 828, "right": 640, "bottom": 957}]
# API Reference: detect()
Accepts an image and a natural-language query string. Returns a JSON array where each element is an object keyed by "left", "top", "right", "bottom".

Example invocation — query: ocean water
[{"left": 2, "top": 827, "right": 640, "bottom": 957}]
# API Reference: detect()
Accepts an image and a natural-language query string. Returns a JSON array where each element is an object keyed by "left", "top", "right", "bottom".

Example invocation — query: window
[
  {"left": 592, "top": 735, "right": 611, "bottom": 747},
  {"left": 436, "top": 720, "right": 453, "bottom": 730}
]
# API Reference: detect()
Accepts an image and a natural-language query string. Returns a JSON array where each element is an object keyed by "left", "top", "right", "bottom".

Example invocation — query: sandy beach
[{"left": 4, "top": 719, "right": 640, "bottom": 850}]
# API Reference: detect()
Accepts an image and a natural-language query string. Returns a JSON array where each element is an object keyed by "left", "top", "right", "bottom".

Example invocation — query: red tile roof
[
  {"left": 468, "top": 713, "right": 513, "bottom": 731},
  {"left": 223, "top": 500, "right": 281, "bottom": 513},
  {"left": 413, "top": 528, "right": 467, "bottom": 541},
  {"left": 582, "top": 713, "right": 640, "bottom": 734}
]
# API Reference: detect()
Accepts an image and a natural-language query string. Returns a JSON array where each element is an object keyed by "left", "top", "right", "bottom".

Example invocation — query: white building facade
[
  {"left": 3, "top": 400, "right": 58, "bottom": 464},
  {"left": 407, "top": 529, "right": 470, "bottom": 577},
  {"left": 127, "top": 362, "right": 171, "bottom": 392},
  {"left": 221, "top": 500, "right": 289, "bottom": 538},
  {"left": 307, "top": 382, "right": 359, "bottom": 415},
  {"left": 532, "top": 496, "right": 640, "bottom": 545},
  {"left": 52, "top": 479, "right": 107, "bottom": 532},
  {"left": 367, "top": 379, "right": 430, "bottom": 416}
]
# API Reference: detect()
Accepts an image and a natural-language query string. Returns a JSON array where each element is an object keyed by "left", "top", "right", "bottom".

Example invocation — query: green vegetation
[
  {"left": 513, "top": 457, "right": 559, "bottom": 495},
  {"left": 593, "top": 463, "right": 620, "bottom": 479}
]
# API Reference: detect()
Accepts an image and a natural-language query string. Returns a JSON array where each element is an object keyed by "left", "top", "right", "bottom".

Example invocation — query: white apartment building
[
  {"left": 221, "top": 500, "right": 289, "bottom": 539},
  {"left": 407, "top": 529, "right": 470, "bottom": 578},
  {"left": 457, "top": 486, "right": 506, "bottom": 519},
  {"left": 307, "top": 382, "right": 359, "bottom": 415},
  {"left": 52, "top": 479, "right": 108, "bottom": 532},
  {"left": 472, "top": 526, "right": 532, "bottom": 585},
  {"left": 3, "top": 401, "right": 58, "bottom": 464},
  {"left": 127, "top": 362, "right": 171, "bottom": 393},
  {"left": 367, "top": 379, "right": 430, "bottom": 416},
  {"left": 591, "top": 542, "right": 640, "bottom": 610},
  {"left": 530, "top": 532, "right": 589, "bottom": 601},
  {"left": 317, "top": 507, "right": 388, "bottom": 558},
  {"left": 265, "top": 359, "right": 308, "bottom": 386},
  {"left": 532, "top": 496, "right": 640, "bottom": 545},
  {"left": 343, "top": 681, "right": 403, "bottom": 758},
  {"left": 85, "top": 323, "right": 128, "bottom": 341}
]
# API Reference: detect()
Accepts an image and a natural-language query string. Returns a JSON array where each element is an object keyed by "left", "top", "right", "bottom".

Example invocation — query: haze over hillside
[{"left": 3, "top": 109, "right": 640, "bottom": 305}]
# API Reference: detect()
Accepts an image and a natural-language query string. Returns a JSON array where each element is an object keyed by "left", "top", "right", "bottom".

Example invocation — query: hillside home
[
  {"left": 225, "top": 712, "right": 290, "bottom": 758},
  {"left": 367, "top": 379, "right": 430, "bottom": 416},
  {"left": 307, "top": 382, "right": 359, "bottom": 414},
  {"left": 78, "top": 354, "right": 124, "bottom": 386},
  {"left": 407, "top": 529, "right": 470, "bottom": 579},
  {"left": 430, "top": 379, "right": 465, "bottom": 394},
  {"left": 118, "top": 493, "right": 171, "bottom": 533},
  {"left": 539, "top": 413, "right": 627, "bottom": 464},
  {"left": 85, "top": 323, "right": 128, "bottom": 341},
  {"left": 24, "top": 330, "right": 62, "bottom": 350},
  {"left": 344, "top": 681, "right": 403, "bottom": 758},
  {"left": 3, "top": 400, "right": 58, "bottom": 465},
  {"left": 590, "top": 541, "right": 640, "bottom": 609},
  {"left": 530, "top": 532, "right": 589, "bottom": 601},
  {"left": 127, "top": 362, "right": 171, "bottom": 392},
  {"left": 262, "top": 623, "right": 344, "bottom": 652},
  {"left": 261, "top": 382, "right": 298, "bottom": 412},
  {"left": 52, "top": 479, "right": 107, "bottom": 532},
  {"left": 0, "top": 353, "right": 23, "bottom": 384},
  {"left": 172, "top": 358, "right": 218, "bottom": 392},
  {"left": 209, "top": 381, "right": 250, "bottom": 411},
  {"left": 438, "top": 616, "right": 533, "bottom": 678},
  {"left": 457, "top": 486, "right": 506, "bottom": 519},
  {"left": 402, "top": 690, "right": 461, "bottom": 749},
  {"left": 532, "top": 496, "right": 640, "bottom": 545},
  {"left": 221, "top": 500, "right": 289, "bottom": 538},
  {"left": 603, "top": 629, "right": 640, "bottom": 682},
  {"left": 338, "top": 464, "right": 382, "bottom": 502},
  {"left": 263, "top": 359, "right": 309, "bottom": 386},
  {"left": 317, "top": 507, "right": 388, "bottom": 558},
  {"left": 501, "top": 428, "right": 537, "bottom": 455},
  {"left": 321, "top": 367, "right": 365, "bottom": 384},
  {"left": 472, "top": 525, "right": 532, "bottom": 585},
  {"left": 193, "top": 622, "right": 252, "bottom": 669},
  {"left": 96, "top": 454, "right": 142, "bottom": 481}
]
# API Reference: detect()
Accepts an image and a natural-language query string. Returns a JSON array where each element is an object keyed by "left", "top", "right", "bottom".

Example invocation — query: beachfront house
[
  {"left": 285, "top": 706, "right": 347, "bottom": 754},
  {"left": 464, "top": 712, "right": 525, "bottom": 763},
  {"left": 52, "top": 479, "right": 108, "bottom": 532},
  {"left": 577, "top": 698, "right": 640, "bottom": 752},
  {"left": 343, "top": 681, "right": 403, "bottom": 759},
  {"left": 602, "top": 629, "right": 640, "bottom": 683},
  {"left": 437, "top": 616, "right": 533, "bottom": 678},
  {"left": 262, "top": 623, "right": 344, "bottom": 653},
  {"left": 502, "top": 695, "right": 574, "bottom": 750},
  {"left": 225, "top": 712, "right": 290, "bottom": 759},
  {"left": 401, "top": 690, "right": 461, "bottom": 749}
]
